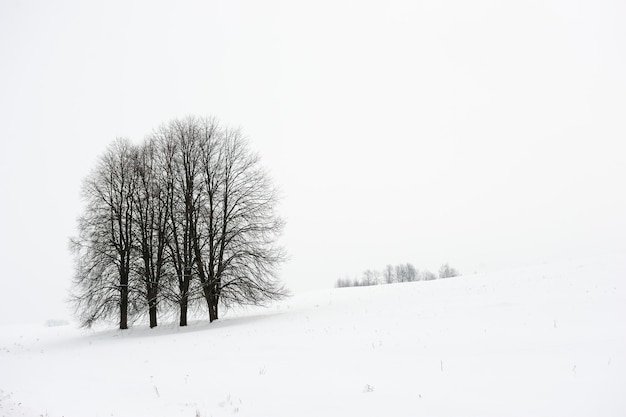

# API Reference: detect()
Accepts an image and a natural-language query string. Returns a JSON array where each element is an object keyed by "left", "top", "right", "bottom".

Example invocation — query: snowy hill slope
[{"left": 1, "top": 258, "right": 625, "bottom": 417}]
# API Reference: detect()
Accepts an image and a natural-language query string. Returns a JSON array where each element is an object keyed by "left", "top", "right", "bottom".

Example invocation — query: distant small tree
[
  {"left": 373, "top": 270, "right": 381, "bottom": 285},
  {"left": 335, "top": 278, "right": 352, "bottom": 288},
  {"left": 383, "top": 264, "right": 394, "bottom": 284},
  {"left": 336, "top": 261, "right": 458, "bottom": 290},
  {"left": 395, "top": 264, "right": 408, "bottom": 283},
  {"left": 421, "top": 269, "right": 437, "bottom": 281},
  {"left": 362, "top": 269, "right": 379, "bottom": 286},
  {"left": 406, "top": 263, "right": 418, "bottom": 282},
  {"left": 438, "top": 263, "right": 459, "bottom": 279}
]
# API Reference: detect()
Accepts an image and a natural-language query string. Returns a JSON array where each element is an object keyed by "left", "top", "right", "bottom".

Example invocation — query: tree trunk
[
  {"left": 194, "top": 257, "right": 213, "bottom": 319},
  {"left": 208, "top": 286, "right": 219, "bottom": 322},
  {"left": 148, "top": 288, "right": 158, "bottom": 328},
  {"left": 179, "top": 295, "right": 188, "bottom": 327},
  {"left": 201, "top": 281, "right": 213, "bottom": 316},
  {"left": 120, "top": 281, "right": 128, "bottom": 330},
  {"left": 213, "top": 302, "right": 219, "bottom": 322},
  {"left": 149, "top": 304, "right": 158, "bottom": 328},
  {"left": 208, "top": 299, "right": 217, "bottom": 322}
]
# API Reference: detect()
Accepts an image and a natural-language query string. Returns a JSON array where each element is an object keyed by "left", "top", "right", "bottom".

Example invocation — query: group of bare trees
[
  {"left": 70, "top": 117, "right": 286, "bottom": 329},
  {"left": 336, "top": 262, "right": 459, "bottom": 288}
]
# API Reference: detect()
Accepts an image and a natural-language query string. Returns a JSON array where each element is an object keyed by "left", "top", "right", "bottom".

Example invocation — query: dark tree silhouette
[
  {"left": 196, "top": 124, "right": 286, "bottom": 321},
  {"left": 71, "top": 138, "right": 138, "bottom": 329},
  {"left": 71, "top": 116, "right": 286, "bottom": 328},
  {"left": 131, "top": 139, "right": 171, "bottom": 328}
]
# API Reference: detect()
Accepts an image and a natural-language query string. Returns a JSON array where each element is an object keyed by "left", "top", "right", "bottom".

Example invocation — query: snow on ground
[{"left": 1, "top": 258, "right": 625, "bottom": 416}]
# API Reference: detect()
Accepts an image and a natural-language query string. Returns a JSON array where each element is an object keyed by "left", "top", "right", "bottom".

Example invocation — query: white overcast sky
[{"left": 1, "top": 0, "right": 625, "bottom": 324}]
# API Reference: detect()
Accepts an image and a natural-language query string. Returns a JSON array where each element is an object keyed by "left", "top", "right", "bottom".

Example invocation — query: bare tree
[
  {"left": 157, "top": 119, "right": 204, "bottom": 326},
  {"left": 373, "top": 270, "right": 381, "bottom": 285},
  {"left": 191, "top": 118, "right": 222, "bottom": 321},
  {"left": 406, "top": 263, "right": 418, "bottom": 282},
  {"left": 421, "top": 269, "right": 437, "bottom": 281},
  {"left": 71, "top": 138, "right": 138, "bottom": 329},
  {"left": 395, "top": 264, "right": 408, "bottom": 283},
  {"left": 72, "top": 116, "right": 287, "bottom": 328},
  {"left": 438, "top": 263, "right": 459, "bottom": 279},
  {"left": 335, "top": 277, "right": 352, "bottom": 288},
  {"left": 154, "top": 117, "right": 286, "bottom": 324},
  {"left": 362, "top": 269, "right": 378, "bottom": 286},
  {"left": 384, "top": 264, "right": 395, "bottom": 284},
  {"left": 131, "top": 138, "right": 171, "bottom": 328},
  {"left": 202, "top": 128, "right": 287, "bottom": 320}
]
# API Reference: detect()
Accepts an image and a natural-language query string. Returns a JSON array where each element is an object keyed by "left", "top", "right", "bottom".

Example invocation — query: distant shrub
[
  {"left": 361, "top": 269, "right": 379, "bottom": 286},
  {"left": 438, "top": 263, "right": 460, "bottom": 279},
  {"left": 336, "top": 262, "right": 460, "bottom": 289},
  {"left": 421, "top": 270, "right": 437, "bottom": 281},
  {"left": 336, "top": 278, "right": 353, "bottom": 288},
  {"left": 45, "top": 319, "right": 70, "bottom": 327}
]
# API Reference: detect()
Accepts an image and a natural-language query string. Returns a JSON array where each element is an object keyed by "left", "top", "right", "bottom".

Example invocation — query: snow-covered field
[{"left": 1, "top": 258, "right": 625, "bottom": 417}]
